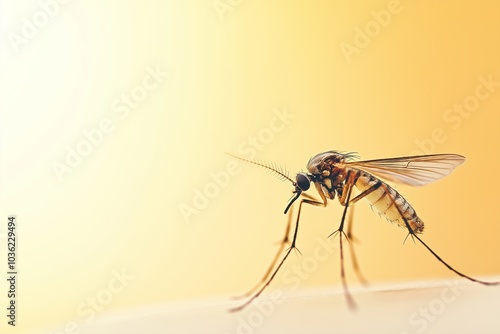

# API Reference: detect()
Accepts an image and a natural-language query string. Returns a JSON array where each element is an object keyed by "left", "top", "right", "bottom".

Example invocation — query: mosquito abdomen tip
[{"left": 410, "top": 218, "right": 424, "bottom": 234}]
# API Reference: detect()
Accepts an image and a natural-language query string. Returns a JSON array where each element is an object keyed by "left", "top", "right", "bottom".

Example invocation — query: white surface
[{"left": 43, "top": 279, "right": 500, "bottom": 334}]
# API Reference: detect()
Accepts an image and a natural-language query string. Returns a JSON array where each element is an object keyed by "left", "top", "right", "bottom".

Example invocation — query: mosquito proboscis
[{"left": 227, "top": 150, "right": 499, "bottom": 312}]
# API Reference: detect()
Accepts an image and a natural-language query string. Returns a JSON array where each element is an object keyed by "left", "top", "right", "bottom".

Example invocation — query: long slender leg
[
  {"left": 346, "top": 206, "right": 369, "bottom": 286},
  {"left": 385, "top": 197, "right": 500, "bottom": 286},
  {"left": 340, "top": 179, "right": 498, "bottom": 286},
  {"left": 412, "top": 233, "right": 499, "bottom": 285},
  {"left": 343, "top": 179, "right": 498, "bottom": 289},
  {"left": 401, "top": 218, "right": 500, "bottom": 286},
  {"left": 348, "top": 182, "right": 381, "bottom": 205},
  {"left": 329, "top": 172, "right": 357, "bottom": 310},
  {"left": 233, "top": 206, "right": 294, "bottom": 299},
  {"left": 234, "top": 193, "right": 322, "bottom": 299},
  {"left": 335, "top": 178, "right": 381, "bottom": 288},
  {"left": 337, "top": 189, "right": 357, "bottom": 309},
  {"left": 229, "top": 194, "right": 327, "bottom": 312}
]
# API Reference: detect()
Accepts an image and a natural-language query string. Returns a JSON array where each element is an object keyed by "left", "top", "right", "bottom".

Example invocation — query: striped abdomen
[{"left": 354, "top": 172, "right": 424, "bottom": 233}]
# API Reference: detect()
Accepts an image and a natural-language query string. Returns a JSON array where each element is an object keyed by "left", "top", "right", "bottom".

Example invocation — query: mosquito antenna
[{"left": 225, "top": 152, "right": 295, "bottom": 184}]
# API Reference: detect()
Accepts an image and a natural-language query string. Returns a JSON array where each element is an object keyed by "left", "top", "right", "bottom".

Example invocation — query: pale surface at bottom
[{"left": 40, "top": 278, "right": 500, "bottom": 334}]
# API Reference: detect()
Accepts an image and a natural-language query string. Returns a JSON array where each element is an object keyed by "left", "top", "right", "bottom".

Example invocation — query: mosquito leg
[
  {"left": 392, "top": 202, "right": 500, "bottom": 286},
  {"left": 336, "top": 198, "right": 357, "bottom": 309},
  {"left": 348, "top": 182, "right": 381, "bottom": 205},
  {"left": 410, "top": 230, "right": 499, "bottom": 286},
  {"left": 229, "top": 194, "right": 327, "bottom": 312},
  {"left": 234, "top": 193, "right": 322, "bottom": 299},
  {"left": 329, "top": 172, "right": 357, "bottom": 310},
  {"left": 233, "top": 206, "right": 294, "bottom": 299},
  {"left": 334, "top": 175, "right": 382, "bottom": 289},
  {"left": 346, "top": 207, "right": 369, "bottom": 286}
]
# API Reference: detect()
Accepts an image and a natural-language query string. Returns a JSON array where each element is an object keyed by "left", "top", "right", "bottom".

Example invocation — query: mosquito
[{"left": 227, "top": 150, "right": 499, "bottom": 312}]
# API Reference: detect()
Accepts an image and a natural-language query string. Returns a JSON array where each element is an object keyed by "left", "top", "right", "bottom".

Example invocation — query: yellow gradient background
[{"left": 1, "top": 1, "right": 499, "bottom": 332}]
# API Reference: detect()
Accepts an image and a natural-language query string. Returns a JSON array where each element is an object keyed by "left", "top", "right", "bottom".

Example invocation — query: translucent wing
[{"left": 346, "top": 154, "right": 466, "bottom": 186}]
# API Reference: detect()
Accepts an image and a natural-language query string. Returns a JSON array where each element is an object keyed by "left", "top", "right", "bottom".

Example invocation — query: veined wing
[{"left": 346, "top": 154, "right": 466, "bottom": 186}]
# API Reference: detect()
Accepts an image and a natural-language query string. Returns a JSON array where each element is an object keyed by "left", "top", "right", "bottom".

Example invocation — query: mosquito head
[
  {"left": 284, "top": 173, "right": 311, "bottom": 214},
  {"left": 295, "top": 172, "right": 311, "bottom": 191}
]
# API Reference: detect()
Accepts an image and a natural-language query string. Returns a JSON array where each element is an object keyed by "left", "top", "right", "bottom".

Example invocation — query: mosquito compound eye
[{"left": 296, "top": 173, "right": 310, "bottom": 191}]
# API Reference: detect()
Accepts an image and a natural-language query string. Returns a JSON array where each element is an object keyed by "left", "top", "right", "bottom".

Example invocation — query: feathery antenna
[{"left": 225, "top": 152, "right": 295, "bottom": 184}]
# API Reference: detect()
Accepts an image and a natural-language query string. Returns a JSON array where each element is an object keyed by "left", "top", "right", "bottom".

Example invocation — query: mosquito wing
[{"left": 346, "top": 154, "right": 466, "bottom": 187}]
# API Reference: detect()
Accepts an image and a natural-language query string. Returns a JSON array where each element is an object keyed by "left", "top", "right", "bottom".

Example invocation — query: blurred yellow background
[{"left": 1, "top": 0, "right": 499, "bottom": 332}]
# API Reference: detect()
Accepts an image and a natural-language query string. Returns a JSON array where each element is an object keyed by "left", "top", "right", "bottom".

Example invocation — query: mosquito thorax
[
  {"left": 306, "top": 151, "right": 348, "bottom": 174},
  {"left": 295, "top": 173, "right": 310, "bottom": 191},
  {"left": 306, "top": 151, "right": 350, "bottom": 182}
]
